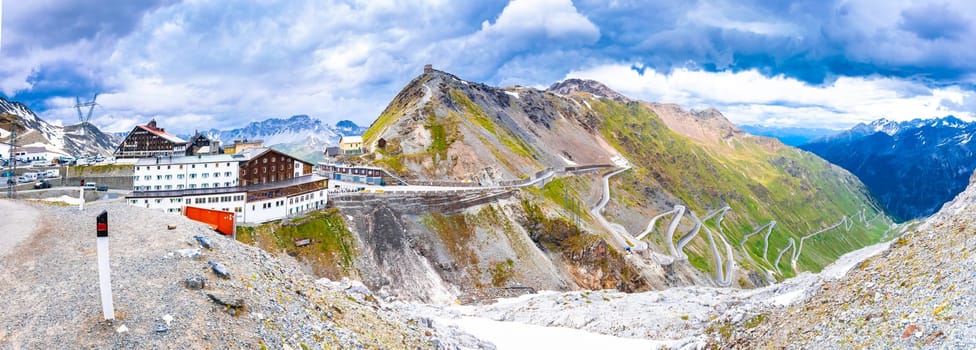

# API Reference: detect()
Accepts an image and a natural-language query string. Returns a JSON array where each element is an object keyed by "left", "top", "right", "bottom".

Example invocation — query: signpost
[{"left": 96, "top": 210, "right": 114, "bottom": 320}]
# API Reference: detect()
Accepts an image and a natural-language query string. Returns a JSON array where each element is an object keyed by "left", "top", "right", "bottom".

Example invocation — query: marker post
[
  {"left": 79, "top": 187, "right": 84, "bottom": 211},
  {"left": 96, "top": 210, "right": 114, "bottom": 320}
]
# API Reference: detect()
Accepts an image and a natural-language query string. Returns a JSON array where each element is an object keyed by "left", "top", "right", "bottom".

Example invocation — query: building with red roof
[{"left": 114, "top": 119, "right": 188, "bottom": 158}]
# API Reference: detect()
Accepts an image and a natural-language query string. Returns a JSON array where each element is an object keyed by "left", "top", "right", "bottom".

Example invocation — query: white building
[{"left": 126, "top": 149, "right": 328, "bottom": 224}]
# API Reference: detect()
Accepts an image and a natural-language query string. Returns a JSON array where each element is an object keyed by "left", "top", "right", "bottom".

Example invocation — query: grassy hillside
[
  {"left": 593, "top": 99, "right": 889, "bottom": 277},
  {"left": 236, "top": 209, "right": 358, "bottom": 279}
]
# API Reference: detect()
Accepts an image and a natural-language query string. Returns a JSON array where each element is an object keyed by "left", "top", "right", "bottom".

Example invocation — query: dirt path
[{"left": 0, "top": 199, "right": 39, "bottom": 256}]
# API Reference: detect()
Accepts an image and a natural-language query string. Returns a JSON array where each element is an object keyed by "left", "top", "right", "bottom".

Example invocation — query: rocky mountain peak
[{"left": 547, "top": 78, "right": 629, "bottom": 101}]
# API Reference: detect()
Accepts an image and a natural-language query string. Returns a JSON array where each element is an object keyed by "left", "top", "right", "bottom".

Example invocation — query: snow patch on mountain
[{"left": 0, "top": 97, "right": 118, "bottom": 157}]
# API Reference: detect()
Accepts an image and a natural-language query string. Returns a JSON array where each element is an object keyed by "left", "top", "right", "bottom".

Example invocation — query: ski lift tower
[{"left": 74, "top": 93, "right": 99, "bottom": 136}]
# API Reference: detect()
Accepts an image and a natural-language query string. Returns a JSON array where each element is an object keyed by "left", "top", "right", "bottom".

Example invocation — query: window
[
  {"left": 144, "top": 175, "right": 151, "bottom": 180},
  {"left": 165, "top": 185, "right": 172, "bottom": 190},
  {"left": 189, "top": 184, "right": 197, "bottom": 189},
  {"left": 132, "top": 176, "right": 138, "bottom": 181},
  {"left": 179, "top": 165, "right": 183, "bottom": 169},
  {"left": 154, "top": 185, "right": 162, "bottom": 190},
  {"left": 190, "top": 174, "right": 197, "bottom": 179},
  {"left": 167, "top": 165, "right": 171, "bottom": 169},
  {"left": 202, "top": 183, "right": 210, "bottom": 188},
  {"left": 213, "top": 172, "right": 219, "bottom": 178},
  {"left": 177, "top": 184, "right": 184, "bottom": 190},
  {"left": 202, "top": 173, "right": 209, "bottom": 178},
  {"left": 165, "top": 175, "right": 172, "bottom": 180},
  {"left": 192, "top": 164, "right": 195, "bottom": 168},
  {"left": 204, "top": 163, "right": 208, "bottom": 168},
  {"left": 224, "top": 172, "right": 231, "bottom": 177},
  {"left": 214, "top": 183, "right": 220, "bottom": 188},
  {"left": 253, "top": 168, "right": 258, "bottom": 175},
  {"left": 224, "top": 182, "right": 230, "bottom": 187},
  {"left": 177, "top": 174, "right": 184, "bottom": 179}
]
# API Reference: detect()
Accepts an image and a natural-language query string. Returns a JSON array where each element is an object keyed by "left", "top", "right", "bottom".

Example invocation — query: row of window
[
  {"left": 136, "top": 171, "right": 234, "bottom": 182},
  {"left": 134, "top": 182, "right": 233, "bottom": 191},
  {"left": 192, "top": 195, "right": 244, "bottom": 204},
  {"left": 137, "top": 162, "right": 234, "bottom": 171}
]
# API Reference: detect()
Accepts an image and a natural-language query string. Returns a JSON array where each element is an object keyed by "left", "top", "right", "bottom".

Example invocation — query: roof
[
  {"left": 137, "top": 125, "right": 187, "bottom": 144},
  {"left": 238, "top": 147, "right": 313, "bottom": 165},
  {"left": 339, "top": 135, "right": 363, "bottom": 144},
  {"left": 134, "top": 153, "right": 247, "bottom": 166}
]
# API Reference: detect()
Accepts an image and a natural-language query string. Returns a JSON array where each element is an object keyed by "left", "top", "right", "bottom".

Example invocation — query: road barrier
[{"left": 184, "top": 206, "right": 236, "bottom": 236}]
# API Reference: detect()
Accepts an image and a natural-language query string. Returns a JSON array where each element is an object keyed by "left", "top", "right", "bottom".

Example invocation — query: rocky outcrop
[{"left": 725, "top": 171, "right": 976, "bottom": 348}]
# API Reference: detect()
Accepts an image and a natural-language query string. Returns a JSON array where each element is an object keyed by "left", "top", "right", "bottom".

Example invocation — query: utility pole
[{"left": 7, "top": 127, "right": 16, "bottom": 199}]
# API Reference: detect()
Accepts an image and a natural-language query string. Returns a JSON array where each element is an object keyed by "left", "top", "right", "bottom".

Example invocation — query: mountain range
[
  {"left": 801, "top": 116, "right": 976, "bottom": 221},
  {"left": 190, "top": 115, "right": 366, "bottom": 162},
  {"left": 738, "top": 124, "right": 839, "bottom": 146},
  {"left": 267, "top": 68, "right": 896, "bottom": 304},
  {"left": 0, "top": 96, "right": 119, "bottom": 157}
]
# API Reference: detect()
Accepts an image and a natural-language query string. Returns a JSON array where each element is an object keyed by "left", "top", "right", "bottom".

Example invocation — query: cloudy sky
[{"left": 3, "top": 0, "right": 976, "bottom": 133}]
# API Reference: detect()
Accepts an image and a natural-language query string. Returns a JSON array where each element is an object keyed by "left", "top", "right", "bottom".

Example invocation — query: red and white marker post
[{"left": 96, "top": 210, "right": 114, "bottom": 320}]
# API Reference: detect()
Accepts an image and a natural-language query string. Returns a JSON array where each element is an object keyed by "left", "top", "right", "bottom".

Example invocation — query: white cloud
[
  {"left": 478, "top": 0, "right": 600, "bottom": 42},
  {"left": 566, "top": 64, "right": 976, "bottom": 128}
]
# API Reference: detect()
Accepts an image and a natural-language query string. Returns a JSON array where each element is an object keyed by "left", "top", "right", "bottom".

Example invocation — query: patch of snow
[
  {"left": 437, "top": 316, "right": 699, "bottom": 350},
  {"left": 558, "top": 154, "right": 577, "bottom": 166},
  {"left": 504, "top": 91, "right": 520, "bottom": 99},
  {"left": 581, "top": 100, "right": 592, "bottom": 110},
  {"left": 43, "top": 196, "right": 84, "bottom": 205}
]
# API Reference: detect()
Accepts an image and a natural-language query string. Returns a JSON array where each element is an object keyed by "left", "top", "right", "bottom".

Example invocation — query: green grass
[
  {"left": 236, "top": 209, "right": 358, "bottom": 277},
  {"left": 450, "top": 89, "right": 535, "bottom": 159},
  {"left": 363, "top": 74, "right": 432, "bottom": 144},
  {"left": 593, "top": 99, "right": 888, "bottom": 278}
]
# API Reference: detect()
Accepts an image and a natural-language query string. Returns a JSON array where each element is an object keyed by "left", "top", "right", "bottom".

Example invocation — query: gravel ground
[
  {"left": 0, "top": 200, "right": 469, "bottom": 349},
  {"left": 0, "top": 199, "right": 38, "bottom": 256},
  {"left": 728, "top": 178, "right": 976, "bottom": 348}
]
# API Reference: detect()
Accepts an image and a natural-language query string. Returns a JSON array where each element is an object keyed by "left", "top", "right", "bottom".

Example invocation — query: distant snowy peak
[
  {"left": 206, "top": 115, "right": 366, "bottom": 147},
  {"left": 854, "top": 116, "right": 973, "bottom": 137},
  {"left": 0, "top": 96, "right": 117, "bottom": 156}
]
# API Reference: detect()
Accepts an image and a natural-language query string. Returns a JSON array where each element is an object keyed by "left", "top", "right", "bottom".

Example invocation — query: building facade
[
  {"left": 126, "top": 148, "right": 327, "bottom": 223},
  {"left": 115, "top": 119, "right": 188, "bottom": 158},
  {"left": 338, "top": 136, "right": 364, "bottom": 155},
  {"left": 316, "top": 162, "right": 404, "bottom": 186}
]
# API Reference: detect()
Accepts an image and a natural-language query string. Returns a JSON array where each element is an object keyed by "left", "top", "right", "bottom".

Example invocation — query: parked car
[
  {"left": 33, "top": 180, "right": 51, "bottom": 189},
  {"left": 96, "top": 185, "right": 108, "bottom": 191}
]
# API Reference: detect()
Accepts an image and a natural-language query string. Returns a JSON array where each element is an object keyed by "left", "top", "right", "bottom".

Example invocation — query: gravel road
[{"left": 0, "top": 199, "right": 39, "bottom": 256}]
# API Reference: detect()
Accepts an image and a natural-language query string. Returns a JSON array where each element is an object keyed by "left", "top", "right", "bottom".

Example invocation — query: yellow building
[
  {"left": 223, "top": 139, "right": 264, "bottom": 154},
  {"left": 338, "top": 136, "right": 364, "bottom": 155}
]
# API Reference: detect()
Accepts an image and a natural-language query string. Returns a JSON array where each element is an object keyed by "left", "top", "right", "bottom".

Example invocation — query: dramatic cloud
[
  {"left": 567, "top": 64, "right": 974, "bottom": 128},
  {"left": 3, "top": 0, "right": 976, "bottom": 133}
]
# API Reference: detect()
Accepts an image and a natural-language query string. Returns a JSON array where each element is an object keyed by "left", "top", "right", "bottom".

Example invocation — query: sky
[{"left": 3, "top": 0, "right": 976, "bottom": 133}]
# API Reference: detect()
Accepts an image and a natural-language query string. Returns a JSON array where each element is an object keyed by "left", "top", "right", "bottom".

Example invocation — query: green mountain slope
[{"left": 355, "top": 70, "right": 890, "bottom": 283}]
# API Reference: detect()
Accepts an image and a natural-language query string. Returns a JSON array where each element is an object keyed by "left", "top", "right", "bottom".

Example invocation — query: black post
[{"left": 97, "top": 210, "right": 108, "bottom": 237}]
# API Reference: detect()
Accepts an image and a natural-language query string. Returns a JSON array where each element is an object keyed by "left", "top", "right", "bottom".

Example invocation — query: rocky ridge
[
  {"left": 727, "top": 171, "right": 976, "bottom": 348},
  {"left": 0, "top": 96, "right": 119, "bottom": 157}
]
